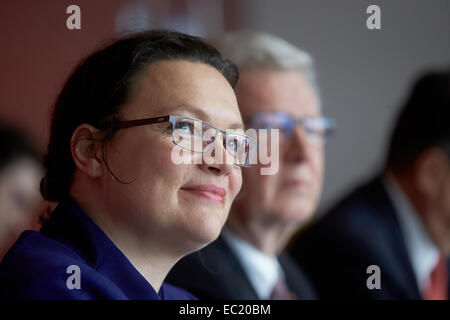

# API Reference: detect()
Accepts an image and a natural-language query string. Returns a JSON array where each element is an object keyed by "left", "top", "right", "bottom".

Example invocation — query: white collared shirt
[
  {"left": 383, "top": 174, "right": 440, "bottom": 293},
  {"left": 221, "top": 227, "right": 284, "bottom": 299}
]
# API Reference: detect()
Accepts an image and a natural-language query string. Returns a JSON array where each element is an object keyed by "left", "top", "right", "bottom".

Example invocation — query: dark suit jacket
[
  {"left": 166, "top": 234, "right": 317, "bottom": 300},
  {"left": 0, "top": 198, "right": 196, "bottom": 300},
  {"left": 289, "top": 175, "right": 450, "bottom": 299}
]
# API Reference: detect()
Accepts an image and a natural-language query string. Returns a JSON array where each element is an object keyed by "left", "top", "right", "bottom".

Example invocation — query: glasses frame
[
  {"left": 106, "top": 114, "right": 257, "bottom": 168},
  {"left": 248, "top": 112, "right": 337, "bottom": 143}
]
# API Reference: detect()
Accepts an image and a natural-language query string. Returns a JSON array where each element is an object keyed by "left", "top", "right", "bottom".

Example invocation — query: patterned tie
[
  {"left": 423, "top": 254, "right": 448, "bottom": 300},
  {"left": 270, "top": 277, "right": 296, "bottom": 300}
]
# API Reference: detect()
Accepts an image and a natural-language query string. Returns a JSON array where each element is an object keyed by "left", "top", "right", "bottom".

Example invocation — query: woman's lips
[{"left": 181, "top": 184, "right": 226, "bottom": 204}]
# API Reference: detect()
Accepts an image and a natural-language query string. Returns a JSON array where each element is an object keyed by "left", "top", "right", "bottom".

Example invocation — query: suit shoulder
[
  {"left": 1, "top": 231, "right": 83, "bottom": 269},
  {"left": 291, "top": 180, "right": 400, "bottom": 266},
  {"left": 279, "top": 252, "right": 317, "bottom": 299},
  {"left": 307, "top": 179, "right": 391, "bottom": 237},
  {"left": 168, "top": 241, "right": 231, "bottom": 284},
  {"left": 167, "top": 239, "right": 248, "bottom": 299},
  {"left": 0, "top": 231, "right": 121, "bottom": 299}
]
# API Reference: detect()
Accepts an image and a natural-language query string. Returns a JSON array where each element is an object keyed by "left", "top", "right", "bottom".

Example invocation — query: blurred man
[
  {"left": 167, "top": 31, "right": 335, "bottom": 299},
  {"left": 290, "top": 70, "right": 450, "bottom": 299},
  {"left": 0, "top": 124, "right": 42, "bottom": 261}
]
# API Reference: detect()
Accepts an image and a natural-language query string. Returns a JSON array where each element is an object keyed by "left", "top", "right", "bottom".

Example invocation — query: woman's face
[{"left": 102, "top": 60, "right": 243, "bottom": 253}]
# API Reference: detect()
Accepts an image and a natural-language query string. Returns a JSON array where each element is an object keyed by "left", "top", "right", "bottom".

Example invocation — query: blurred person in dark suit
[
  {"left": 0, "top": 124, "right": 42, "bottom": 261},
  {"left": 167, "top": 31, "right": 336, "bottom": 300},
  {"left": 290, "top": 69, "right": 450, "bottom": 299}
]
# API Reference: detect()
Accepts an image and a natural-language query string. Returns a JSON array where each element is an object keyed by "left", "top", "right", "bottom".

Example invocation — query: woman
[{"left": 0, "top": 30, "right": 255, "bottom": 299}]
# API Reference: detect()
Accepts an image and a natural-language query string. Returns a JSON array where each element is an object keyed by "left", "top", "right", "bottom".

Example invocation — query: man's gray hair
[{"left": 210, "top": 30, "right": 320, "bottom": 101}]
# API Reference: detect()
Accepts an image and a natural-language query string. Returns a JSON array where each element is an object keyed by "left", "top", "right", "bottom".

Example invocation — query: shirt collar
[
  {"left": 383, "top": 174, "right": 440, "bottom": 292},
  {"left": 221, "top": 227, "right": 283, "bottom": 299}
]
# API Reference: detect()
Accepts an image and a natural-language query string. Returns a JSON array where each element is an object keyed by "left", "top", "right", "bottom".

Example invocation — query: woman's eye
[{"left": 174, "top": 121, "right": 194, "bottom": 134}]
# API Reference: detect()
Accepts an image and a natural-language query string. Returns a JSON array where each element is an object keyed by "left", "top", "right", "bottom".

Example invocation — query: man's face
[
  {"left": 429, "top": 157, "right": 450, "bottom": 254},
  {"left": 411, "top": 147, "right": 450, "bottom": 254},
  {"left": 439, "top": 170, "right": 450, "bottom": 254},
  {"left": 232, "top": 69, "right": 324, "bottom": 227}
]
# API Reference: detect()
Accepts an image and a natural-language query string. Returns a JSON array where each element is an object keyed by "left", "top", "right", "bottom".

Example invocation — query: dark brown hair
[{"left": 387, "top": 69, "right": 450, "bottom": 171}]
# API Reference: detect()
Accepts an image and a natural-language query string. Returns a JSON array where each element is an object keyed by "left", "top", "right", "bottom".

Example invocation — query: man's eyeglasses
[
  {"left": 105, "top": 115, "right": 257, "bottom": 168},
  {"left": 249, "top": 112, "right": 336, "bottom": 144}
]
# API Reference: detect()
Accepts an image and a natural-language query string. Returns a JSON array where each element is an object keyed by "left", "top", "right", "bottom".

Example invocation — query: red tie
[
  {"left": 270, "top": 277, "right": 296, "bottom": 300},
  {"left": 423, "top": 255, "right": 448, "bottom": 300}
]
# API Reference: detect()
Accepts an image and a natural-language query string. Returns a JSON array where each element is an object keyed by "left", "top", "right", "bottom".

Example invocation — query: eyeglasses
[
  {"left": 105, "top": 115, "right": 257, "bottom": 168},
  {"left": 249, "top": 112, "right": 336, "bottom": 144}
]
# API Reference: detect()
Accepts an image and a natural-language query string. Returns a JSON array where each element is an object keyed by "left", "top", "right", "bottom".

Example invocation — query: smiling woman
[{"left": 0, "top": 30, "right": 245, "bottom": 300}]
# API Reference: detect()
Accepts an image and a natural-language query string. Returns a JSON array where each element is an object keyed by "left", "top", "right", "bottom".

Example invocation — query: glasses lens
[
  {"left": 251, "top": 112, "right": 294, "bottom": 137},
  {"left": 202, "top": 127, "right": 217, "bottom": 152},
  {"left": 226, "top": 133, "right": 257, "bottom": 167},
  {"left": 251, "top": 113, "right": 336, "bottom": 146},
  {"left": 172, "top": 117, "right": 257, "bottom": 167},
  {"left": 301, "top": 118, "right": 336, "bottom": 142},
  {"left": 172, "top": 118, "right": 203, "bottom": 152}
]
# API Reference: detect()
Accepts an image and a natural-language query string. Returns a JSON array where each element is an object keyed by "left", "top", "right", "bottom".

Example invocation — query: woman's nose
[{"left": 198, "top": 131, "right": 234, "bottom": 176}]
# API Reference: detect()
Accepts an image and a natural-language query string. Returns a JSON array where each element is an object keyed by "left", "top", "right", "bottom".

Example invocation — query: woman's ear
[{"left": 70, "top": 124, "right": 105, "bottom": 178}]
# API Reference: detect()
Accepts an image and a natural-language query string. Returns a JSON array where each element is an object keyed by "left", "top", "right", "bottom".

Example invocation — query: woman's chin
[{"left": 181, "top": 219, "right": 224, "bottom": 254}]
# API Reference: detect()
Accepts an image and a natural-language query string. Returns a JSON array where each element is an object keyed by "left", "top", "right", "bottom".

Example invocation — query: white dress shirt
[
  {"left": 383, "top": 174, "right": 440, "bottom": 293},
  {"left": 221, "top": 227, "right": 285, "bottom": 299}
]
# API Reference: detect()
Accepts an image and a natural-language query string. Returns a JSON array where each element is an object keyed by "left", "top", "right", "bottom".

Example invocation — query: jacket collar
[{"left": 40, "top": 198, "right": 168, "bottom": 299}]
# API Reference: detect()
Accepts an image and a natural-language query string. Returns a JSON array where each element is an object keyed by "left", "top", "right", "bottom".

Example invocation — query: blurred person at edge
[
  {"left": 0, "top": 125, "right": 42, "bottom": 261},
  {"left": 167, "top": 31, "right": 336, "bottom": 300},
  {"left": 0, "top": 30, "right": 258, "bottom": 299},
  {"left": 291, "top": 70, "right": 450, "bottom": 300}
]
